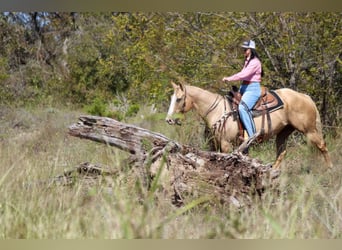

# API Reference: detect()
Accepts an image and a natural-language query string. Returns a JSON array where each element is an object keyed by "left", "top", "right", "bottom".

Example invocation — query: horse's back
[
  {"left": 274, "top": 88, "right": 319, "bottom": 132},
  {"left": 275, "top": 88, "right": 317, "bottom": 111}
]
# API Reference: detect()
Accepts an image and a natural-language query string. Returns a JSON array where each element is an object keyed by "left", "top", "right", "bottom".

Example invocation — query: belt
[{"left": 242, "top": 81, "right": 260, "bottom": 85}]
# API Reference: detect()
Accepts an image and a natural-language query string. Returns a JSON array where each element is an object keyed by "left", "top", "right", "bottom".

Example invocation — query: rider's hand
[{"left": 222, "top": 77, "right": 230, "bottom": 82}]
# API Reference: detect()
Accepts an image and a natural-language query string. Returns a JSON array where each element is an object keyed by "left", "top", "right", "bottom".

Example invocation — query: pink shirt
[{"left": 226, "top": 57, "right": 262, "bottom": 83}]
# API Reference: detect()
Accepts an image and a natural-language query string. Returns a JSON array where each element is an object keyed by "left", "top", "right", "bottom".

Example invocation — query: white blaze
[{"left": 167, "top": 94, "right": 177, "bottom": 117}]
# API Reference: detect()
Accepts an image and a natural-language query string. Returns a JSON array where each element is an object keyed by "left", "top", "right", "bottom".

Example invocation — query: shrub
[
  {"left": 126, "top": 104, "right": 140, "bottom": 117},
  {"left": 84, "top": 97, "right": 107, "bottom": 116}
]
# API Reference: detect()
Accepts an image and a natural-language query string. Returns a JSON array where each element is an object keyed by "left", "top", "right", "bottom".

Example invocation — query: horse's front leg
[{"left": 220, "top": 139, "right": 233, "bottom": 153}]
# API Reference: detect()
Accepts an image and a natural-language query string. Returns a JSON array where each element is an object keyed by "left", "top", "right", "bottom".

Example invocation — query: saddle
[{"left": 226, "top": 85, "right": 284, "bottom": 141}]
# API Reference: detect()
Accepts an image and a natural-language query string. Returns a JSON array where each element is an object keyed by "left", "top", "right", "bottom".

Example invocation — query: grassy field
[{"left": 0, "top": 105, "right": 341, "bottom": 239}]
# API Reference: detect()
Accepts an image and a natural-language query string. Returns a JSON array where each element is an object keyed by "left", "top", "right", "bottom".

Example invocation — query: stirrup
[{"left": 236, "top": 131, "right": 261, "bottom": 153}]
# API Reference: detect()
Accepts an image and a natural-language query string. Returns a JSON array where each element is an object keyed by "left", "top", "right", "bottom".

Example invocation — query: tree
[
  {"left": 0, "top": 12, "right": 341, "bottom": 128},
  {"left": 226, "top": 12, "right": 342, "bottom": 127}
]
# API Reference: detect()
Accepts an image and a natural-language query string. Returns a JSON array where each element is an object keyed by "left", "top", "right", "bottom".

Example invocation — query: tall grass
[{"left": 0, "top": 106, "right": 341, "bottom": 238}]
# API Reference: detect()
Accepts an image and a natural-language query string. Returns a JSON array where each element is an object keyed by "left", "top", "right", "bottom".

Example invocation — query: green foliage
[
  {"left": 0, "top": 12, "right": 341, "bottom": 127},
  {"left": 64, "top": 14, "right": 131, "bottom": 104},
  {"left": 126, "top": 103, "right": 140, "bottom": 117},
  {"left": 84, "top": 95, "right": 140, "bottom": 121},
  {"left": 0, "top": 57, "right": 9, "bottom": 82},
  {"left": 84, "top": 97, "right": 108, "bottom": 116}
]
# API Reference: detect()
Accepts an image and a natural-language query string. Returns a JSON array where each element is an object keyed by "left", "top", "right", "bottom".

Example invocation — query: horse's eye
[{"left": 176, "top": 98, "right": 182, "bottom": 103}]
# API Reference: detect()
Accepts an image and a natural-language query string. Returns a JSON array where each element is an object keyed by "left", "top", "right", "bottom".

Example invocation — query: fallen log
[{"left": 68, "top": 115, "right": 280, "bottom": 207}]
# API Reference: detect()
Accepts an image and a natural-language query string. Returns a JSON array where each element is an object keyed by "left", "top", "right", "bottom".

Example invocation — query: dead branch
[{"left": 68, "top": 115, "right": 280, "bottom": 207}]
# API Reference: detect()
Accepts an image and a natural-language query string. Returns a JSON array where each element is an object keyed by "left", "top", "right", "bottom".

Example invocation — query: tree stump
[{"left": 68, "top": 115, "right": 280, "bottom": 207}]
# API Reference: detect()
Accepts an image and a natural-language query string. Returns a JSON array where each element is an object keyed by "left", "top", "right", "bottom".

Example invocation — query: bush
[
  {"left": 84, "top": 97, "right": 108, "bottom": 116},
  {"left": 84, "top": 97, "right": 140, "bottom": 121},
  {"left": 126, "top": 104, "right": 140, "bottom": 117}
]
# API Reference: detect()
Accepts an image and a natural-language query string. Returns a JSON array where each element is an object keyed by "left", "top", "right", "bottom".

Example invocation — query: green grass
[{"left": 0, "top": 106, "right": 341, "bottom": 238}]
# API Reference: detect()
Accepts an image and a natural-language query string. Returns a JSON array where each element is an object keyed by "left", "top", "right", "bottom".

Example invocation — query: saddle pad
[{"left": 252, "top": 90, "right": 284, "bottom": 117}]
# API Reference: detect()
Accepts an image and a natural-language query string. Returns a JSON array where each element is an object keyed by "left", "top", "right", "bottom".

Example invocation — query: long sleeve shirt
[{"left": 226, "top": 57, "right": 262, "bottom": 83}]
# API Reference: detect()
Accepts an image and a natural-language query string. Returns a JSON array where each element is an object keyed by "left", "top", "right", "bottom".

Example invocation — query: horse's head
[{"left": 165, "top": 81, "right": 193, "bottom": 125}]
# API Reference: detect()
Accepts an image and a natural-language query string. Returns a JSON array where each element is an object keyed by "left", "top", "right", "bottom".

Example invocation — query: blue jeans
[{"left": 239, "top": 82, "right": 261, "bottom": 138}]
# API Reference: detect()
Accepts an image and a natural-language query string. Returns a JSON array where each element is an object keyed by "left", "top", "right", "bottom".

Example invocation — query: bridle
[
  {"left": 179, "top": 86, "right": 187, "bottom": 113},
  {"left": 180, "top": 85, "right": 221, "bottom": 117}
]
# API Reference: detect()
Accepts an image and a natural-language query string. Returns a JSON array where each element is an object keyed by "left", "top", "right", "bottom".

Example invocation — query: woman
[{"left": 222, "top": 40, "right": 263, "bottom": 140}]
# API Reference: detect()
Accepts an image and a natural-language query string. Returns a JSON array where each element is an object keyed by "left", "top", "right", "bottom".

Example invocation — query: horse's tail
[{"left": 304, "top": 93, "right": 323, "bottom": 135}]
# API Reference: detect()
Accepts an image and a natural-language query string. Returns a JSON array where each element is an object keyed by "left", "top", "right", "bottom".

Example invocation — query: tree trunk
[{"left": 68, "top": 115, "right": 280, "bottom": 207}]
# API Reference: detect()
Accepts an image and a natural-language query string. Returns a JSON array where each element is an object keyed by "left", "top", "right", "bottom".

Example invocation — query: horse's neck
[{"left": 187, "top": 86, "right": 230, "bottom": 124}]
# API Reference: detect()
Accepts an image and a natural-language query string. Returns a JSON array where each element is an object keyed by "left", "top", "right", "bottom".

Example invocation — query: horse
[{"left": 165, "top": 81, "right": 333, "bottom": 169}]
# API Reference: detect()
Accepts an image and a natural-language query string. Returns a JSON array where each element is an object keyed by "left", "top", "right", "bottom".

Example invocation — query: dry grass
[{"left": 0, "top": 106, "right": 341, "bottom": 239}]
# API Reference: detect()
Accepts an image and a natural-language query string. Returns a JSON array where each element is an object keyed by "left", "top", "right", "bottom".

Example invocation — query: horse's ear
[
  {"left": 179, "top": 82, "right": 185, "bottom": 91},
  {"left": 171, "top": 81, "right": 185, "bottom": 91},
  {"left": 171, "top": 81, "right": 178, "bottom": 89}
]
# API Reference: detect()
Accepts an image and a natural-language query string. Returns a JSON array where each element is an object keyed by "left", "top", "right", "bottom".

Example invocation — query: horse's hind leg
[
  {"left": 305, "top": 131, "right": 333, "bottom": 168},
  {"left": 274, "top": 125, "right": 295, "bottom": 169},
  {"left": 276, "top": 125, "right": 295, "bottom": 157}
]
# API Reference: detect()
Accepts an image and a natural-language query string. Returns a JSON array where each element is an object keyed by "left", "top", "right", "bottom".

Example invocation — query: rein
[
  {"left": 180, "top": 86, "right": 237, "bottom": 136},
  {"left": 204, "top": 94, "right": 236, "bottom": 134},
  {"left": 203, "top": 94, "right": 221, "bottom": 117},
  {"left": 211, "top": 110, "right": 235, "bottom": 133}
]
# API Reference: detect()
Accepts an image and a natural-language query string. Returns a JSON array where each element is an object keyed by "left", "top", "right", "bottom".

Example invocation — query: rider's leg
[{"left": 238, "top": 82, "right": 261, "bottom": 138}]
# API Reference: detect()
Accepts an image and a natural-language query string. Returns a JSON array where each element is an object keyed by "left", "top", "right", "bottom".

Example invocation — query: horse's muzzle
[{"left": 165, "top": 117, "right": 182, "bottom": 126}]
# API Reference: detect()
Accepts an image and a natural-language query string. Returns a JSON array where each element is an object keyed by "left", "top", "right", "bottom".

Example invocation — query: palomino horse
[{"left": 165, "top": 81, "right": 333, "bottom": 168}]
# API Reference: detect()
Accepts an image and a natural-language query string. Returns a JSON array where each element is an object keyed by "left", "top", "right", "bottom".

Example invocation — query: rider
[{"left": 222, "top": 40, "right": 263, "bottom": 141}]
